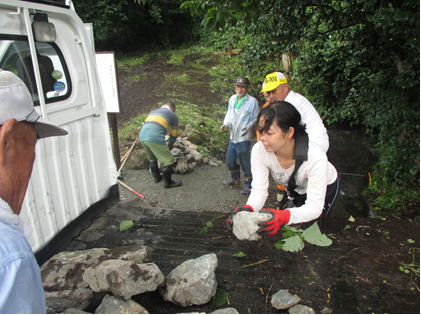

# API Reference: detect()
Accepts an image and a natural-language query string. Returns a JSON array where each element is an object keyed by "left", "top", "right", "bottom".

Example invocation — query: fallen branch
[
  {"left": 248, "top": 240, "right": 267, "bottom": 254},
  {"left": 331, "top": 247, "right": 360, "bottom": 263},
  {"left": 242, "top": 259, "right": 269, "bottom": 268},
  {"left": 265, "top": 283, "right": 274, "bottom": 309}
]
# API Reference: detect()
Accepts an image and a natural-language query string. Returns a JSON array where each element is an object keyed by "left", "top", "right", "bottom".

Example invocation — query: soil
[{"left": 83, "top": 51, "right": 421, "bottom": 313}]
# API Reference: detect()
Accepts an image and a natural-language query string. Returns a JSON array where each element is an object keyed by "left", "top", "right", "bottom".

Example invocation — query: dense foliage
[
  {"left": 182, "top": 0, "right": 420, "bottom": 213},
  {"left": 73, "top": 0, "right": 200, "bottom": 51}
]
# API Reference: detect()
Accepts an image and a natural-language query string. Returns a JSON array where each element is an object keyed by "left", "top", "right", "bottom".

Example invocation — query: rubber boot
[
  {"left": 162, "top": 165, "right": 181, "bottom": 188},
  {"left": 240, "top": 174, "right": 252, "bottom": 195},
  {"left": 223, "top": 170, "right": 240, "bottom": 187},
  {"left": 149, "top": 160, "right": 162, "bottom": 183}
]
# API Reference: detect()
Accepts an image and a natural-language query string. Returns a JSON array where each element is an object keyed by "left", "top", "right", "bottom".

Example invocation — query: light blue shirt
[
  {"left": 223, "top": 93, "right": 259, "bottom": 143},
  {"left": 0, "top": 199, "right": 46, "bottom": 314}
]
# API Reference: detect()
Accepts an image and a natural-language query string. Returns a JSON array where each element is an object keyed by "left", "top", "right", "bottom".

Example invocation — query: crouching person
[
  {"left": 139, "top": 101, "right": 181, "bottom": 188},
  {"left": 229, "top": 101, "right": 340, "bottom": 237}
]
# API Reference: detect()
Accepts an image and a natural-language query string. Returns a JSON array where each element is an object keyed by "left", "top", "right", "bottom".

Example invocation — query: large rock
[
  {"left": 210, "top": 307, "right": 240, "bottom": 314},
  {"left": 45, "top": 288, "right": 93, "bottom": 313},
  {"left": 41, "top": 245, "right": 153, "bottom": 291},
  {"left": 289, "top": 304, "right": 316, "bottom": 314},
  {"left": 95, "top": 294, "right": 149, "bottom": 314},
  {"left": 83, "top": 260, "right": 165, "bottom": 300},
  {"left": 160, "top": 253, "right": 218, "bottom": 307},
  {"left": 271, "top": 289, "right": 301, "bottom": 310},
  {"left": 171, "top": 137, "right": 203, "bottom": 174},
  {"left": 184, "top": 125, "right": 210, "bottom": 146},
  {"left": 232, "top": 211, "right": 272, "bottom": 241},
  {"left": 174, "top": 153, "right": 197, "bottom": 174}
]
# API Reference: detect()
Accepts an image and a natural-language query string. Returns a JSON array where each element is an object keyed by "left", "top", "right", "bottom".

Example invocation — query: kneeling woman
[{"left": 234, "top": 101, "right": 340, "bottom": 238}]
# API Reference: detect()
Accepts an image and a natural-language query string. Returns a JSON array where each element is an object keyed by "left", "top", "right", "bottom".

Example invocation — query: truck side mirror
[{"left": 33, "top": 13, "right": 56, "bottom": 43}]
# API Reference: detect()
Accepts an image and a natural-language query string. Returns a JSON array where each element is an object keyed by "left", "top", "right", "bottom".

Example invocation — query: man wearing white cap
[
  {"left": 260, "top": 72, "right": 329, "bottom": 209},
  {"left": 0, "top": 69, "right": 68, "bottom": 313}
]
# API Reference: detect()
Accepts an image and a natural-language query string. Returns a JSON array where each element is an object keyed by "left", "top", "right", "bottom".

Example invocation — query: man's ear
[{"left": 0, "top": 119, "right": 18, "bottom": 165}]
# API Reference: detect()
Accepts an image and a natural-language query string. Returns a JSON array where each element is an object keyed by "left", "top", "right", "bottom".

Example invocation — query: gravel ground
[{"left": 117, "top": 162, "right": 274, "bottom": 213}]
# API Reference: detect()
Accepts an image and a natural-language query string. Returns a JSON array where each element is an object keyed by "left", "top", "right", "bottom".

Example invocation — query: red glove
[
  {"left": 169, "top": 145, "right": 174, "bottom": 150},
  {"left": 227, "top": 205, "right": 254, "bottom": 232},
  {"left": 257, "top": 209, "right": 291, "bottom": 238}
]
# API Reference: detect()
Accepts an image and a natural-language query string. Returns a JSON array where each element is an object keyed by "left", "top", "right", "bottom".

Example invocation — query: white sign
[{"left": 95, "top": 52, "right": 120, "bottom": 113}]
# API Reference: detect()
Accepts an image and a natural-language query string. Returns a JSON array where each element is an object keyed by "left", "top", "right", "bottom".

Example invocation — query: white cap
[{"left": 0, "top": 69, "right": 68, "bottom": 139}]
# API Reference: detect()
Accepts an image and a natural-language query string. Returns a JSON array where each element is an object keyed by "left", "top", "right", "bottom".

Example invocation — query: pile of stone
[
  {"left": 40, "top": 244, "right": 330, "bottom": 314},
  {"left": 40, "top": 245, "right": 236, "bottom": 314},
  {"left": 122, "top": 124, "right": 220, "bottom": 174}
]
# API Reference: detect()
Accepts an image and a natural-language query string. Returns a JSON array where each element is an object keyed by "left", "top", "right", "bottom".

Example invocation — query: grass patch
[
  {"left": 118, "top": 99, "right": 229, "bottom": 157},
  {"left": 164, "top": 73, "right": 195, "bottom": 85},
  {"left": 117, "top": 53, "right": 151, "bottom": 69}
]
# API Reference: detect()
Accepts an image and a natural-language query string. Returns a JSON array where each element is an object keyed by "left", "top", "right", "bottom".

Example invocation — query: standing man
[
  {"left": 260, "top": 72, "right": 330, "bottom": 208},
  {"left": 0, "top": 69, "right": 68, "bottom": 313},
  {"left": 221, "top": 76, "right": 259, "bottom": 195},
  {"left": 139, "top": 101, "right": 181, "bottom": 188}
]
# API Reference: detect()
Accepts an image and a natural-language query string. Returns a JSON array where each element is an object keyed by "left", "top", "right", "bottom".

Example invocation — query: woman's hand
[
  {"left": 227, "top": 205, "right": 254, "bottom": 231},
  {"left": 257, "top": 209, "right": 291, "bottom": 238}
]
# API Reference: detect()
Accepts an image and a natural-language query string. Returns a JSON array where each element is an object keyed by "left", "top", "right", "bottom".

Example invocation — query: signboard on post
[
  {"left": 95, "top": 52, "right": 121, "bottom": 113},
  {"left": 95, "top": 51, "right": 121, "bottom": 170}
]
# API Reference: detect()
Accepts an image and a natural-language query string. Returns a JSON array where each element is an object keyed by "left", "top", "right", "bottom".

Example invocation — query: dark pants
[
  {"left": 322, "top": 176, "right": 340, "bottom": 216},
  {"left": 225, "top": 140, "right": 251, "bottom": 174}
]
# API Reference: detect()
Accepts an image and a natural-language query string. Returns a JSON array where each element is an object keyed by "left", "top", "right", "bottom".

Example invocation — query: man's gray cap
[{"left": 0, "top": 69, "right": 68, "bottom": 139}]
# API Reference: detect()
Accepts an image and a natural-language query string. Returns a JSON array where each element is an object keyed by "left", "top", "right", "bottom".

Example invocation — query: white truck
[{"left": 0, "top": 0, "right": 119, "bottom": 264}]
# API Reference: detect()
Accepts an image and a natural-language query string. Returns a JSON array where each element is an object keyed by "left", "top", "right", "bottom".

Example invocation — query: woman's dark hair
[{"left": 252, "top": 101, "right": 306, "bottom": 139}]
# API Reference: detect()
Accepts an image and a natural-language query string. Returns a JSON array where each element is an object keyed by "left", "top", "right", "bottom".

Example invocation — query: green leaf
[
  {"left": 274, "top": 240, "right": 285, "bottom": 250},
  {"left": 198, "top": 227, "right": 208, "bottom": 234},
  {"left": 281, "top": 235, "right": 305, "bottom": 252},
  {"left": 212, "top": 289, "right": 229, "bottom": 306},
  {"left": 233, "top": 252, "right": 246, "bottom": 257},
  {"left": 302, "top": 222, "right": 332, "bottom": 247},
  {"left": 206, "top": 221, "right": 214, "bottom": 228},
  {"left": 348, "top": 215, "right": 356, "bottom": 222},
  {"left": 344, "top": 225, "right": 351, "bottom": 230},
  {"left": 407, "top": 239, "right": 415, "bottom": 243},
  {"left": 284, "top": 226, "right": 304, "bottom": 233},
  {"left": 120, "top": 220, "right": 133, "bottom": 232}
]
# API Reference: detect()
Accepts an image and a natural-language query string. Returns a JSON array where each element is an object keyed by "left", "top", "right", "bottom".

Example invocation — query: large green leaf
[
  {"left": 281, "top": 235, "right": 305, "bottom": 252},
  {"left": 302, "top": 222, "right": 332, "bottom": 247}
]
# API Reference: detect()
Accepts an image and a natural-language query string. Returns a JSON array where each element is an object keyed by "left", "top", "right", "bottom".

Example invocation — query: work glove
[
  {"left": 227, "top": 205, "right": 254, "bottom": 232},
  {"left": 220, "top": 125, "right": 229, "bottom": 133},
  {"left": 241, "top": 125, "right": 250, "bottom": 137},
  {"left": 257, "top": 209, "right": 291, "bottom": 238}
]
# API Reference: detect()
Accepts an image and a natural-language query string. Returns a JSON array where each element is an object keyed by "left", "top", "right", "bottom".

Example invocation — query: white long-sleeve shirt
[
  {"left": 246, "top": 141, "right": 337, "bottom": 224},
  {"left": 285, "top": 90, "right": 330, "bottom": 153}
]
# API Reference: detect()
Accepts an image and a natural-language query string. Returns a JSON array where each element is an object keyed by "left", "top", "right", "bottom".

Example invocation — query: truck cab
[{"left": 0, "top": 0, "right": 118, "bottom": 263}]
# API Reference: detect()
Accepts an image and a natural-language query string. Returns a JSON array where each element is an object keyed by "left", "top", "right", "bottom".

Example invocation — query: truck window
[{"left": 0, "top": 35, "right": 71, "bottom": 105}]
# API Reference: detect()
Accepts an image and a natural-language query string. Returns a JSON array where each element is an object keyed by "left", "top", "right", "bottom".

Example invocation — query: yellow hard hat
[{"left": 261, "top": 72, "right": 287, "bottom": 92}]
